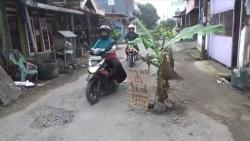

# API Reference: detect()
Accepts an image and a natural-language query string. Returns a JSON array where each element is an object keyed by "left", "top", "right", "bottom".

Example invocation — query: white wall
[
  {"left": 211, "top": 0, "right": 235, "bottom": 14},
  {"left": 197, "top": 33, "right": 203, "bottom": 52},
  {"left": 208, "top": 35, "right": 233, "bottom": 67}
]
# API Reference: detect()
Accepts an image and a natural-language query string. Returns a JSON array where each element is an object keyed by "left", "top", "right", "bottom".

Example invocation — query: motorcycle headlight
[{"left": 89, "top": 66, "right": 100, "bottom": 73}]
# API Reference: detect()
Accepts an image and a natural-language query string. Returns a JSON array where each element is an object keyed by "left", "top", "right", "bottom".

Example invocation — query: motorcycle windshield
[{"left": 90, "top": 60, "right": 101, "bottom": 66}]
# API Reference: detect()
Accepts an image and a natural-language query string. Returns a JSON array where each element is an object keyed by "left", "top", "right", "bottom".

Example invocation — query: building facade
[
  {"left": 0, "top": 0, "right": 105, "bottom": 80},
  {"left": 96, "top": 0, "right": 136, "bottom": 37}
]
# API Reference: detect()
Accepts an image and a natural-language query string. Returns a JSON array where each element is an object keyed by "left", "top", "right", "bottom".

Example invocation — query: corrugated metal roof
[{"left": 0, "top": 66, "right": 21, "bottom": 105}]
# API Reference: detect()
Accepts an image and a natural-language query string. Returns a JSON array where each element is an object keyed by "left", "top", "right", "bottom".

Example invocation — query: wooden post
[
  {"left": 17, "top": 5, "right": 29, "bottom": 57},
  {"left": 71, "top": 14, "right": 74, "bottom": 32},
  {"left": 86, "top": 13, "right": 91, "bottom": 45},
  {"left": 232, "top": 0, "right": 242, "bottom": 67},
  {"left": 25, "top": 6, "right": 38, "bottom": 53},
  {"left": 0, "top": 0, "right": 13, "bottom": 52},
  {"left": 70, "top": 14, "right": 76, "bottom": 65},
  {"left": 201, "top": 0, "right": 208, "bottom": 59}
]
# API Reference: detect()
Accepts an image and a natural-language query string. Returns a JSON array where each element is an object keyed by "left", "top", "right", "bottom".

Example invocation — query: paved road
[{"left": 0, "top": 43, "right": 235, "bottom": 141}]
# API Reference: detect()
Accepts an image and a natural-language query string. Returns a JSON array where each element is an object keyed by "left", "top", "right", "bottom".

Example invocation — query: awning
[
  {"left": 58, "top": 31, "right": 77, "bottom": 38},
  {"left": 20, "top": 0, "right": 84, "bottom": 15}
]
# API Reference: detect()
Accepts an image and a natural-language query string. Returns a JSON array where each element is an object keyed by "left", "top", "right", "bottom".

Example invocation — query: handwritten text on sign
[{"left": 128, "top": 69, "right": 149, "bottom": 111}]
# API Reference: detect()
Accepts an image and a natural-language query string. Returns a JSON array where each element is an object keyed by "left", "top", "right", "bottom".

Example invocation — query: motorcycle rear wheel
[{"left": 86, "top": 78, "right": 100, "bottom": 105}]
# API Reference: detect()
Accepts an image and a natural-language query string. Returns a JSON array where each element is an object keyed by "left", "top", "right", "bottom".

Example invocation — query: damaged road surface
[{"left": 0, "top": 43, "right": 247, "bottom": 141}]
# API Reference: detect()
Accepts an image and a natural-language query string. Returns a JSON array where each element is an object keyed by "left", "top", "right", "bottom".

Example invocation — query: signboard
[
  {"left": 108, "top": 0, "right": 115, "bottom": 5},
  {"left": 128, "top": 69, "right": 149, "bottom": 111}
]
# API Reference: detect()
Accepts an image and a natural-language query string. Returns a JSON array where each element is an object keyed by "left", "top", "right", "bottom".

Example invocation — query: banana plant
[
  {"left": 111, "top": 30, "right": 122, "bottom": 43},
  {"left": 132, "top": 18, "right": 224, "bottom": 105}
]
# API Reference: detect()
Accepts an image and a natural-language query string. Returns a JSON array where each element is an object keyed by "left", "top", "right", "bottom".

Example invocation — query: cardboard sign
[{"left": 128, "top": 69, "right": 149, "bottom": 111}]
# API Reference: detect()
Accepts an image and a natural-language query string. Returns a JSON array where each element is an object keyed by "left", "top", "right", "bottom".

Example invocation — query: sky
[{"left": 135, "top": 0, "right": 185, "bottom": 20}]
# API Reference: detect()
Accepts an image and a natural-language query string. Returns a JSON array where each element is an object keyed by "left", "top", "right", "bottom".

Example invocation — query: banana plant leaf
[
  {"left": 164, "top": 24, "right": 224, "bottom": 48},
  {"left": 143, "top": 55, "right": 160, "bottom": 67},
  {"left": 134, "top": 18, "right": 154, "bottom": 40},
  {"left": 132, "top": 18, "right": 224, "bottom": 67},
  {"left": 111, "top": 31, "right": 122, "bottom": 42},
  {"left": 141, "top": 38, "right": 157, "bottom": 49}
]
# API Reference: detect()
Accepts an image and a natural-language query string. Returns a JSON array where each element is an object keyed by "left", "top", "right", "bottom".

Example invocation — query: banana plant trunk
[{"left": 156, "top": 54, "right": 170, "bottom": 104}]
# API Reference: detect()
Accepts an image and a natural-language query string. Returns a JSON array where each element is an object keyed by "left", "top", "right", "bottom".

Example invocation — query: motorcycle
[
  {"left": 127, "top": 44, "right": 139, "bottom": 67},
  {"left": 86, "top": 48, "right": 117, "bottom": 105}
]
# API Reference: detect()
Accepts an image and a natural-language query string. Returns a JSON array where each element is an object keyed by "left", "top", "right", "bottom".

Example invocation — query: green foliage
[
  {"left": 134, "top": 18, "right": 154, "bottom": 40},
  {"left": 131, "top": 18, "right": 224, "bottom": 104},
  {"left": 154, "top": 19, "right": 177, "bottom": 47},
  {"left": 137, "top": 3, "right": 160, "bottom": 29},
  {"left": 158, "top": 19, "right": 176, "bottom": 31},
  {"left": 111, "top": 30, "right": 122, "bottom": 42},
  {"left": 164, "top": 24, "right": 224, "bottom": 48},
  {"left": 156, "top": 26, "right": 177, "bottom": 41},
  {"left": 132, "top": 18, "right": 224, "bottom": 68}
]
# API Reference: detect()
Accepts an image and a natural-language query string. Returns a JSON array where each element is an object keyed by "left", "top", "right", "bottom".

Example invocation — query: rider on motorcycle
[
  {"left": 92, "top": 25, "right": 127, "bottom": 83},
  {"left": 125, "top": 24, "right": 139, "bottom": 60}
]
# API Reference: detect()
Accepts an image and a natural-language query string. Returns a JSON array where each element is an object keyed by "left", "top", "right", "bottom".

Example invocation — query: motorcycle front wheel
[
  {"left": 128, "top": 54, "right": 134, "bottom": 67},
  {"left": 86, "top": 78, "right": 100, "bottom": 105}
]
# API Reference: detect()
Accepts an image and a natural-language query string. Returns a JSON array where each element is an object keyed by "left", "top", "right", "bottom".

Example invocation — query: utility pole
[{"left": 201, "top": 0, "right": 208, "bottom": 59}]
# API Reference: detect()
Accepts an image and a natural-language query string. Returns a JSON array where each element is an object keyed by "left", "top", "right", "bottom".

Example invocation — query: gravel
[{"left": 30, "top": 106, "right": 74, "bottom": 129}]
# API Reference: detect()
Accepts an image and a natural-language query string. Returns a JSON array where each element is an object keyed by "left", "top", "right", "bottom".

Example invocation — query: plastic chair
[{"left": 9, "top": 50, "right": 38, "bottom": 82}]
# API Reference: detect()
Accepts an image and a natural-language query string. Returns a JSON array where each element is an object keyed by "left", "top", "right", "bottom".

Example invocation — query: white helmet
[
  {"left": 100, "top": 25, "right": 111, "bottom": 31},
  {"left": 128, "top": 24, "right": 136, "bottom": 29}
]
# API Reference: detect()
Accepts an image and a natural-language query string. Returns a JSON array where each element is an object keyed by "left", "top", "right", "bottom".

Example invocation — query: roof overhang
[
  {"left": 106, "top": 13, "right": 128, "bottom": 18},
  {"left": 174, "top": 9, "right": 186, "bottom": 18},
  {"left": 20, "top": 0, "right": 84, "bottom": 15},
  {"left": 186, "top": 0, "right": 198, "bottom": 14},
  {"left": 173, "top": 15, "right": 182, "bottom": 18},
  {"left": 89, "top": 0, "right": 105, "bottom": 16},
  {"left": 37, "top": 3, "right": 84, "bottom": 15}
]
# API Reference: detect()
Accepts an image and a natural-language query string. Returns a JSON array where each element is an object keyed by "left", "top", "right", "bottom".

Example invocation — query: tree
[
  {"left": 158, "top": 19, "right": 176, "bottom": 31},
  {"left": 137, "top": 3, "right": 160, "bottom": 29}
]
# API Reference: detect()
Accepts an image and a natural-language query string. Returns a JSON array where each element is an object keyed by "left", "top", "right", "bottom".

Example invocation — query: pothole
[{"left": 30, "top": 106, "right": 74, "bottom": 129}]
